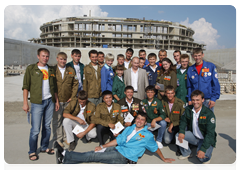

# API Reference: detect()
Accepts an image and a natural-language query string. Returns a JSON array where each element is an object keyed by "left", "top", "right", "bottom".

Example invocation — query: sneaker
[
  {"left": 203, "top": 160, "right": 211, "bottom": 164},
  {"left": 178, "top": 154, "right": 192, "bottom": 160},
  {"left": 54, "top": 142, "right": 64, "bottom": 164},
  {"left": 68, "top": 141, "right": 76, "bottom": 151},
  {"left": 156, "top": 141, "right": 163, "bottom": 149}
]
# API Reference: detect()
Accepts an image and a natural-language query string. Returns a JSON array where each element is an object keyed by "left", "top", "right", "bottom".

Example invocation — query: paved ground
[{"left": 3, "top": 75, "right": 237, "bottom": 167}]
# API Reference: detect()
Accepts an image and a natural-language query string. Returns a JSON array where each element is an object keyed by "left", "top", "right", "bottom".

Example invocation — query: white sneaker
[
  {"left": 178, "top": 154, "right": 191, "bottom": 160},
  {"left": 203, "top": 160, "right": 211, "bottom": 164},
  {"left": 156, "top": 141, "right": 163, "bottom": 149}
]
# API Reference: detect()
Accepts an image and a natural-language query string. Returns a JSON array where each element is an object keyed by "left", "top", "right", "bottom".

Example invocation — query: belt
[{"left": 126, "top": 158, "right": 137, "bottom": 164}]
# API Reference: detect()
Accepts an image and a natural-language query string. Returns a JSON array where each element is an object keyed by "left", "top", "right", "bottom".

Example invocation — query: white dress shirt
[
  {"left": 126, "top": 128, "right": 143, "bottom": 143},
  {"left": 76, "top": 104, "right": 87, "bottom": 123},
  {"left": 131, "top": 68, "right": 139, "bottom": 91},
  {"left": 192, "top": 107, "right": 204, "bottom": 139},
  {"left": 124, "top": 60, "right": 131, "bottom": 69},
  {"left": 126, "top": 98, "right": 133, "bottom": 111},
  {"left": 58, "top": 66, "right": 66, "bottom": 79}
]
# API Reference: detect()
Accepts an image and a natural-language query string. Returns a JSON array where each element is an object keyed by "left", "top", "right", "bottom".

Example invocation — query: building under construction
[{"left": 28, "top": 16, "right": 205, "bottom": 51}]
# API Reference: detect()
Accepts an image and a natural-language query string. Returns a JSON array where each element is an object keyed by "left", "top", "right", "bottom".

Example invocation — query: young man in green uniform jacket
[
  {"left": 62, "top": 90, "right": 97, "bottom": 151},
  {"left": 176, "top": 90, "right": 217, "bottom": 164},
  {"left": 112, "top": 65, "right": 125, "bottom": 103},
  {"left": 92, "top": 90, "right": 124, "bottom": 145},
  {"left": 141, "top": 85, "right": 166, "bottom": 149},
  {"left": 176, "top": 54, "right": 190, "bottom": 104},
  {"left": 117, "top": 86, "right": 144, "bottom": 127}
]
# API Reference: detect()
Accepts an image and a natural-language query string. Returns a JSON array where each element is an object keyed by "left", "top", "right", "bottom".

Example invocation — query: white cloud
[
  {"left": 180, "top": 17, "right": 224, "bottom": 50},
  {"left": 4, "top": 5, "right": 108, "bottom": 41}
]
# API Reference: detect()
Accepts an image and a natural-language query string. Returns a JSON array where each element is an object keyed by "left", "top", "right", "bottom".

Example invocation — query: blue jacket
[
  {"left": 142, "top": 59, "right": 149, "bottom": 69},
  {"left": 187, "top": 60, "right": 220, "bottom": 102},
  {"left": 101, "top": 64, "right": 114, "bottom": 92},
  {"left": 116, "top": 124, "right": 158, "bottom": 162},
  {"left": 144, "top": 65, "right": 161, "bottom": 86}
]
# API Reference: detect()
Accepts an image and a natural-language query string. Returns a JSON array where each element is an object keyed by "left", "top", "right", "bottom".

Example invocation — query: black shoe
[
  {"left": 54, "top": 142, "right": 64, "bottom": 164},
  {"left": 68, "top": 141, "right": 76, "bottom": 151},
  {"left": 176, "top": 148, "right": 182, "bottom": 156}
]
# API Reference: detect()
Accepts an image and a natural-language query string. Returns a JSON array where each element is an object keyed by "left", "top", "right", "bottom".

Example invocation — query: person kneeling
[
  {"left": 62, "top": 90, "right": 97, "bottom": 151},
  {"left": 55, "top": 112, "right": 175, "bottom": 164}
]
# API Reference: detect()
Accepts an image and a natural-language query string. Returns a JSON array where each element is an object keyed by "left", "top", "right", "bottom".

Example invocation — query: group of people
[{"left": 22, "top": 47, "right": 220, "bottom": 164}]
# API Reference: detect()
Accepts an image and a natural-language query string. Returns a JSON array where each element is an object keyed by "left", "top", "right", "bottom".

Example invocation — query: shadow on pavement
[{"left": 218, "top": 133, "right": 236, "bottom": 153}]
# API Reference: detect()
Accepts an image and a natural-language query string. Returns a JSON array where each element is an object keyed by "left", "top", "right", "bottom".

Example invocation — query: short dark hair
[
  {"left": 126, "top": 48, "right": 134, "bottom": 54},
  {"left": 165, "top": 85, "right": 175, "bottom": 92},
  {"left": 191, "top": 90, "right": 204, "bottom": 99},
  {"left": 71, "top": 49, "right": 81, "bottom": 55},
  {"left": 173, "top": 50, "right": 181, "bottom": 56},
  {"left": 193, "top": 48, "right": 203, "bottom": 55},
  {"left": 37, "top": 48, "right": 50, "bottom": 56},
  {"left": 116, "top": 65, "right": 124, "bottom": 71},
  {"left": 117, "top": 54, "right": 125, "bottom": 60},
  {"left": 124, "top": 86, "right": 134, "bottom": 92},
  {"left": 138, "top": 49, "right": 146, "bottom": 55},
  {"left": 159, "top": 49, "right": 167, "bottom": 55},
  {"left": 98, "top": 51, "right": 105, "bottom": 57},
  {"left": 139, "top": 57, "right": 145, "bottom": 61},
  {"left": 136, "top": 111, "right": 147, "bottom": 122},
  {"left": 145, "top": 85, "right": 156, "bottom": 93},
  {"left": 102, "top": 90, "right": 113, "bottom": 99},
  {"left": 180, "top": 54, "right": 190, "bottom": 61},
  {"left": 148, "top": 53, "right": 157, "bottom": 59},
  {"left": 88, "top": 49, "right": 98, "bottom": 57},
  {"left": 78, "top": 90, "right": 88, "bottom": 100}
]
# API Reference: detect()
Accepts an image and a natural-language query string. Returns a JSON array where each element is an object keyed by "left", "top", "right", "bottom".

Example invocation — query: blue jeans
[
  {"left": 176, "top": 131, "right": 213, "bottom": 163},
  {"left": 63, "top": 147, "right": 128, "bottom": 164},
  {"left": 29, "top": 97, "right": 54, "bottom": 154},
  {"left": 203, "top": 99, "right": 214, "bottom": 112},
  {"left": 147, "top": 120, "right": 167, "bottom": 142},
  {"left": 163, "top": 126, "right": 179, "bottom": 144}
]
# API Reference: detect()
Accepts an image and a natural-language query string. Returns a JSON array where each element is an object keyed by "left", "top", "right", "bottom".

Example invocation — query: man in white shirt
[
  {"left": 66, "top": 49, "right": 84, "bottom": 93},
  {"left": 62, "top": 90, "right": 97, "bottom": 151},
  {"left": 124, "top": 57, "right": 149, "bottom": 100},
  {"left": 52, "top": 52, "right": 79, "bottom": 148},
  {"left": 176, "top": 90, "right": 217, "bottom": 164}
]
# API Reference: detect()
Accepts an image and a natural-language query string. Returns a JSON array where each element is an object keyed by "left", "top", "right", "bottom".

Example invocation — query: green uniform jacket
[
  {"left": 66, "top": 61, "right": 84, "bottom": 84},
  {"left": 63, "top": 98, "right": 96, "bottom": 125},
  {"left": 141, "top": 97, "right": 166, "bottom": 123},
  {"left": 22, "top": 63, "right": 57, "bottom": 104},
  {"left": 117, "top": 97, "right": 144, "bottom": 122},
  {"left": 179, "top": 105, "right": 217, "bottom": 153},
  {"left": 162, "top": 97, "right": 185, "bottom": 127},
  {"left": 92, "top": 102, "right": 124, "bottom": 127},
  {"left": 112, "top": 76, "right": 125, "bottom": 103},
  {"left": 156, "top": 70, "right": 177, "bottom": 100},
  {"left": 176, "top": 67, "right": 188, "bottom": 103},
  {"left": 54, "top": 65, "right": 79, "bottom": 102},
  {"left": 83, "top": 63, "right": 102, "bottom": 98}
]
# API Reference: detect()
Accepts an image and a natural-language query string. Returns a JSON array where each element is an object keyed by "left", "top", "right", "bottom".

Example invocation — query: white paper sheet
[
  {"left": 124, "top": 113, "right": 134, "bottom": 123},
  {"left": 175, "top": 136, "right": 189, "bottom": 150},
  {"left": 147, "top": 123, "right": 161, "bottom": 131},
  {"left": 110, "top": 121, "right": 124, "bottom": 134},
  {"left": 72, "top": 125, "right": 85, "bottom": 135},
  {"left": 95, "top": 148, "right": 107, "bottom": 153}
]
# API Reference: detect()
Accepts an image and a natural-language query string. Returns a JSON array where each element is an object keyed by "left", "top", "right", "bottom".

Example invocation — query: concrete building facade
[{"left": 28, "top": 16, "right": 205, "bottom": 51}]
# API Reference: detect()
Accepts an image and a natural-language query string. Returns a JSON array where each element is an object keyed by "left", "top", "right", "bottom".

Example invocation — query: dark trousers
[{"left": 96, "top": 124, "right": 115, "bottom": 145}]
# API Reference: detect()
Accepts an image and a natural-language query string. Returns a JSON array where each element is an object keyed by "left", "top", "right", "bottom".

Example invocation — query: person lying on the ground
[{"left": 55, "top": 112, "right": 175, "bottom": 164}]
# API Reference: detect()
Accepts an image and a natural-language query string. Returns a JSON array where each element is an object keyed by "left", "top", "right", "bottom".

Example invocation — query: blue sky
[{"left": 4, "top": 5, "right": 236, "bottom": 50}]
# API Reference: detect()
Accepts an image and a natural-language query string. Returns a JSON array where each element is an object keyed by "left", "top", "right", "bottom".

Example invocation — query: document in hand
[
  {"left": 156, "top": 83, "right": 164, "bottom": 91},
  {"left": 147, "top": 123, "right": 161, "bottom": 131},
  {"left": 95, "top": 148, "right": 107, "bottom": 153},
  {"left": 110, "top": 121, "right": 124, "bottom": 134},
  {"left": 72, "top": 125, "right": 85, "bottom": 135},
  {"left": 124, "top": 112, "right": 134, "bottom": 123},
  {"left": 175, "top": 136, "right": 189, "bottom": 149}
]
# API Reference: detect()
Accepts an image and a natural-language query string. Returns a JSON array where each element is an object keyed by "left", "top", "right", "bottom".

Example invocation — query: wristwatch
[{"left": 100, "top": 145, "right": 104, "bottom": 149}]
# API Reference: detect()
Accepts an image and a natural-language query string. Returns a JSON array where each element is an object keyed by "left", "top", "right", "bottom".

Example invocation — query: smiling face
[
  {"left": 139, "top": 52, "right": 146, "bottom": 60},
  {"left": 89, "top": 53, "right": 98, "bottom": 65},
  {"left": 71, "top": 53, "right": 81, "bottom": 65},
  {"left": 135, "top": 114, "right": 147, "bottom": 129},
  {"left": 106, "top": 59, "right": 113, "bottom": 67},
  {"left": 173, "top": 52, "right": 181, "bottom": 64},
  {"left": 98, "top": 54, "right": 105, "bottom": 64},
  {"left": 37, "top": 51, "right": 49, "bottom": 67},
  {"left": 193, "top": 52, "right": 204, "bottom": 65},
  {"left": 180, "top": 58, "right": 189, "bottom": 69},
  {"left": 146, "top": 90, "right": 155, "bottom": 101},
  {"left": 191, "top": 95, "right": 204, "bottom": 111},
  {"left": 124, "top": 89, "right": 134, "bottom": 101},
  {"left": 148, "top": 57, "right": 157, "bottom": 66},
  {"left": 117, "top": 57, "right": 125, "bottom": 65},
  {"left": 139, "top": 59, "right": 145, "bottom": 68},
  {"left": 158, "top": 51, "right": 167, "bottom": 61},
  {"left": 162, "top": 61, "right": 171, "bottom": 71},
  {"left": 131, "top": 57, "right": 139, "bottom": 70},
  {"left": 165, "top": 90, "right": 175, "bottom": 101},
  {"left": 103, "top": 94, "right": 113, "bottom": 107},
  {"left": 125, "top": 51, "right": 133, "bottom": 61}
]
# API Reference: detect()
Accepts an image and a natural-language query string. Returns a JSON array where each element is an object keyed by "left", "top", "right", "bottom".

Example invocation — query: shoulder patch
[{"left": 211, "top": 117, "right": 215, "bottom": 124}]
